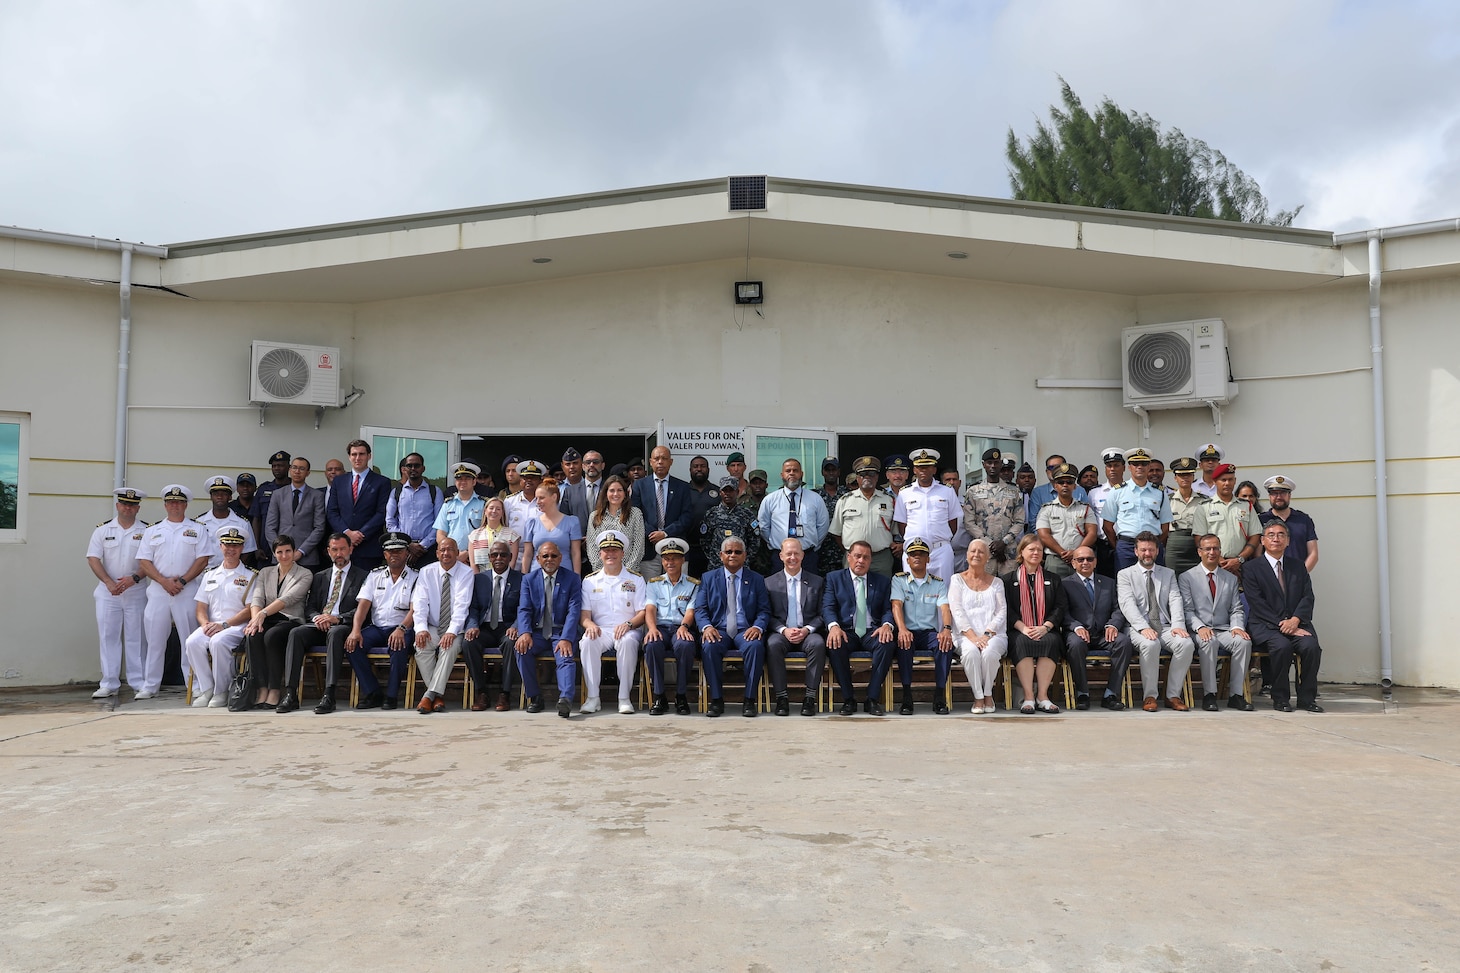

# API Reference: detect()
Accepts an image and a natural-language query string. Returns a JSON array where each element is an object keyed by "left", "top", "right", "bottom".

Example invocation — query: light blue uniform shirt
[
  {"left": 433, "top": 494, "right": 485, "bottom": 551},
  {"left": 757, "top": 486, "right": 829, "bottom": 550},
  {"left": 891, "top": 572, "right": 950, "bottom": 631},
  {"left": 387, "top": 480, "right": 444, "bottom": 546},
  {"left": 1100, "top": 481, "right": 1172, "bottom": 537},
  {"left": 647, "top": 575, "right": 699, "bottom": 627}
]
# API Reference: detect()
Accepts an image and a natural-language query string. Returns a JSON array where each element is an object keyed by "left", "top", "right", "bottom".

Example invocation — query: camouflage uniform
[
  {"left": 700, "top": 502, "right": 760, "bottom": 571},
  {"left": 961, "top": 480, "right": 1024, "bottom": 559}
]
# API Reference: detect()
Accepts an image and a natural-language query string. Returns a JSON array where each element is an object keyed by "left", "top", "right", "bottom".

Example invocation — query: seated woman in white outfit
[{"left": 949, "top": 539, "right": 1008, "bottom": 714}]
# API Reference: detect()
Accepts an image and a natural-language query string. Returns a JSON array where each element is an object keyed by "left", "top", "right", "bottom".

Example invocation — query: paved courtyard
[{"left": 1, "top": 684, "right": 1456, "bottom": 972}]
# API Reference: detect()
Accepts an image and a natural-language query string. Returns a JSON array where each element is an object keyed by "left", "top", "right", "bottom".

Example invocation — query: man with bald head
[
  {"left": 1061, "top": 544, "right": 1132, "bottom": 711},
  {"left": 631, "top": 445, "right": 693, "bottom": 576}
]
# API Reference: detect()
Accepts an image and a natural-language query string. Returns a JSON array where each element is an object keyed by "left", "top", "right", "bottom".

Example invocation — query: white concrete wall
[{"left": 3, "top": 257, "right": 1457, "bottom": 688}]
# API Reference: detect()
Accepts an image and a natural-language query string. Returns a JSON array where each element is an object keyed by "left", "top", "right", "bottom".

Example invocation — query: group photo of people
[{"left": 86, "top": 433, "right": 1324, "bottom": 720}]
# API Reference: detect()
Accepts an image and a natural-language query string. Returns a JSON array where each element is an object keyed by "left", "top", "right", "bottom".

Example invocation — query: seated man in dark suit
[
  {"left": 1241, "top": 520, "right": 1322, "bottom": 713},
  {"left": 693, "top": 536, "right": 770, "bottom": 717},
  {"left": 513, "top": 541, "right": 583, "bottom": 718},
  {"left": 764, "top": 538, "right": 827, "bottom": 717},
  {"left": 821, "top": 540, "right": 896, "bottom": 716},
  {"left": 462, "top": 540, "right": 522, "bottom": 712},
  {"left": 1179, "top": 533, "right": 1254, "bottom": 711},
  {"left": 1061, "top": 545, "right": 1133, "bottom": 711},
  {"left": 280, "top": 532, "right": 369, "bottom": 714}
]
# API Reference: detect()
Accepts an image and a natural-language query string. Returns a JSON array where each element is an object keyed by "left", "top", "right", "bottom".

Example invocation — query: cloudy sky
[{"left": 2, "top": 0, "right": 1456, "bottom": 244}]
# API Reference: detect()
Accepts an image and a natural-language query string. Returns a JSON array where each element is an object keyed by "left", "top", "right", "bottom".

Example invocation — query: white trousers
[
  {"left": 579, "top": 629, "right": 643, "bottom": 702},
  {"left": 414, "top": 626, "right": 462, "bottom": 698},
  {"left": 1195, "top": 630, "right": 1251, "bottom": 696},
  {"left": 94, "top": 583, "right": 147, "bottom": 692},
  {"left": 142, "top": 581, "right": 200, "bottom": 694},
  {"left": 1129, "top": 628, "right": 1195, "bottom": 701},
  {"left": 903, "top": 541, "right": 954, "bottom": 584},
  {"left": 958, "top": 634, "right": 1007, "bottom": 698},
  {"left": 183, "top": 625, "right": 245, "bottom": 695}
]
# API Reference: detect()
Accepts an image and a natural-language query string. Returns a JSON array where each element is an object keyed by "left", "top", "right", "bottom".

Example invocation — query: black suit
[
  {"left": 1241, "top": 554, "right": 1321, "bottom": 707},
  {"left": 764, "top": 569, "right": 827, "bottom": 699},
  {"left": 283, "top": 563, "right": 368, "bottom": 696},
  {"left": 463, "top": 568, "right": 524, "bottom": 700},
  {"left": 1061, "top": 572, "right": 1133, "bottom": 700},
  {"left": 631, "top": 475, "right": 693, "bottom": 550}
]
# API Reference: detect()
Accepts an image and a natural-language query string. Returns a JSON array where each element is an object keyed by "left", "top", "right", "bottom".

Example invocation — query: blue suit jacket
[
  {"left": 515, "top": 567, "right": 582, "bottom": 643},
  {"left": 466, "top": 568, "right": 523, "bottom": 632},
  {"left": 1061, "top": 572, "right": 1126, "bottom": 633},
  {"left": 820, "top": 569, "right": 894, "bottom": 632},
  {"left": 326, "top": 469, "right": 392, "bottom": 561},
  {"left": 631, "top": 475, "right": 694, "bottom": 546},
  {"left": 694, "top": 567, "right": 771, "bottom": 633}
]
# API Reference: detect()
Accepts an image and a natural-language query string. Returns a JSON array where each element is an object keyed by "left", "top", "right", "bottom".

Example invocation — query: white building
[{"left": 2, "top": 176, "right": 1456, "bottom": 688}]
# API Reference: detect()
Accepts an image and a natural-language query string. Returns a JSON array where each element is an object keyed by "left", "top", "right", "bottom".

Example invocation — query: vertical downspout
[
  {"left": 113, "top": 246, "right": 133, "bottom": 490},
  {"left": 1368, "top": 233, "right": 1394, "bottom": 693}
]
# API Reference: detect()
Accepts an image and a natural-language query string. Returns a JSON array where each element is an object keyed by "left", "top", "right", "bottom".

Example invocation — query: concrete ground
[{"left": 1, "top": 683, "right": 1456, "bottom": 973}]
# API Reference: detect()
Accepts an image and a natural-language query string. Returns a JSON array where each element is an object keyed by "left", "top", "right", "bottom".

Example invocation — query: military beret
[
  {"left": 981, "top": 447, "right": 1002, "bottom": 463},
  {"left": 1212, "top": 463, "right": 1237, "bottom": 479},
  {"left": 725, "top": 451, "right": 746, "bottom": 465}
]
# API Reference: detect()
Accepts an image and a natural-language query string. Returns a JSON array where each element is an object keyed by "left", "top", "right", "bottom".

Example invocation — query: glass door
[
  {"left": 360, "top": 425, "right": 457, "bottom": 490},
  {"left": 744, "top": 426, "right": 837, "bottom": 484},
  {"left": 957, "top": 425, "right": 1035, "bottom": 484}
]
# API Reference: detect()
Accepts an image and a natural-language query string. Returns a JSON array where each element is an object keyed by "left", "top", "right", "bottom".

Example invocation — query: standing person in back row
[
  {"left": 894, "top": 449, "right": 959, "bottom": 580},
  {"left": 631, "top": 446, "right": 693, "bottom": 576},
  {"left": 86, "top": 488, "right": 149, "bottom": 700},
  {"left": 758, "top": 458, "right": 829, "bottom": 575},
  {"left": 136, "top": 485, "right": 212, "bottom": 699},
  {"left": 327, "top": 439, "right": 391, "bottom": 571},
  {"left": 385, "top": 452, "right": 442, "bottom": 570},
  {"left": 1101, "top": 448, "right": 1171, "bottom": 572}
]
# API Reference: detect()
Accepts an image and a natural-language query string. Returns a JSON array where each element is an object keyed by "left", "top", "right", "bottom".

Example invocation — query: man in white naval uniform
[
  {"left": 85, "top": 488, "right": 149, "bottom": 699},
  {"left": 578, "top": 529, "right": 648, "bottom": 715},
  {"left": 136, "top": 484, "right": 213, "bottom": 699},
  {"left": 893, "top": 449, "right": 960, "bottom": 580},
  {"left": 184, "top": 527, "right": 256, "bottom": 707},
  {"left": 196, "top": 475, "right": 258, "bottom": 568}
]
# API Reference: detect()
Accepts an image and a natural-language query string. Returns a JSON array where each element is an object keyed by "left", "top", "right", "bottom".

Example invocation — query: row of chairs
[{"left": 189, "top": 644, "right": 1288, "bottom": 714}]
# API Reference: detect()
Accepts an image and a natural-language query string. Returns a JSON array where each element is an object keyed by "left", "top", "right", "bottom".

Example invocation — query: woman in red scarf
[{"left": 1003, "top": 534, "right": 1067, "bottom": 714}]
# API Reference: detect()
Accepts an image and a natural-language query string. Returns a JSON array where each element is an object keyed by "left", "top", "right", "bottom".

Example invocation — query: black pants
[
  {"left": 246, "top": 615, "right": 302, "bottom": 691},
  {"left": 283, "top": 623, "right": 350, "bottom": 697},
  {"left": 463, "top": 624, "right": 516, "bottom": 699}
]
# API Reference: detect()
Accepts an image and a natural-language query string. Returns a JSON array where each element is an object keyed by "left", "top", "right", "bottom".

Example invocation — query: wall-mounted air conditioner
[{"left": 249, "top": 341, "right": 343, "bottom": 408}]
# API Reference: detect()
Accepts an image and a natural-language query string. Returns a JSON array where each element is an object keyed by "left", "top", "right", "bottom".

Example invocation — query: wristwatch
[{"left": 131, "top": 574, "right": 141, "bottom": 584}]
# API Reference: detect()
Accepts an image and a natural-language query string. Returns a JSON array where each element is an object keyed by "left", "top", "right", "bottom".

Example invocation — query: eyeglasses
[
  {"left": 1072, "top": 556, "right": 1095, "bottom": 563},
  {"left": 1046, "top": 464, "right": 1061, "bottom": 471},
  {"left": 401, "top": 462, "right": 423, "bottom": 468}
]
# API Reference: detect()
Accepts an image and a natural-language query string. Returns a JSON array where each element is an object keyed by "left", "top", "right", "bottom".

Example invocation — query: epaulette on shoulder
[
  {"left": 649, "top": 575, "right": 667, "bottom": 583},
  {"left": 894, "top": 571, "right": 910, "bottom": 578},
  {"left": 929, "top": 574, "right": 944, "bottom": 582},
  {"left": 585, "top": 569, "right": 602, "bottom": 578},
  {"left": 689, "top": 576, "right": 701, "bottom": 585},
  {"left": 96, "top": 520, "right": 109, "bottom": 528}
]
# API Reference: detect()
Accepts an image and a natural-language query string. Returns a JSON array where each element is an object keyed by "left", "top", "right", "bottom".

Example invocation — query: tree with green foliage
[
  {"left": 1007, "top": 79, "right": 1301, "bottom": 226},
  {"left": 0, "top": 480, "right": 15, "bottom": 530}
]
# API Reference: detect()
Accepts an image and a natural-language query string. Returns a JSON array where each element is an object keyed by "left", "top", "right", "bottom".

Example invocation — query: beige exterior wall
[{"left": 2, "top": 253, "right": 1457, "bottom": 688}]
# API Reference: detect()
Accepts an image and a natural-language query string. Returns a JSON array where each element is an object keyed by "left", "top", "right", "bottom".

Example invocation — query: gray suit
[
  {"left": 1178, "top": 566, "right": 1251, "bottom": 697},
  {"left": 1116, "top": 562, "right": 1194, "bottom": 701},
  {"left": 560, "top": 478, "right": 592, "bottom": 537},
  {"left": 265, "top": 484, "right": 328, "bottom": 567},
  {"left": 764, "top": 569, "right": 827, "bottom": 698}
]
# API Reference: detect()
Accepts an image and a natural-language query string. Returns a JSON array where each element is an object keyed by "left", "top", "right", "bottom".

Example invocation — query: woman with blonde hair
[
  {"left": 949, "top": 539, "right": 1008, "bottom": 714},
  {"left": 467, "top": 496, "right": 520, "bottom": 572},
  {"left": 521, "top": 477, "right": 584, "bottom": 575}
]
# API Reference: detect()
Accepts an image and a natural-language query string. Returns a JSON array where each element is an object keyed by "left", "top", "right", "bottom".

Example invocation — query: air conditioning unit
[
  {"left": 249, "top": 341, "right": 343, "bottom": 407},
  {"left": 1121, "top": 319, "right": 1238, "bottom": 411}
]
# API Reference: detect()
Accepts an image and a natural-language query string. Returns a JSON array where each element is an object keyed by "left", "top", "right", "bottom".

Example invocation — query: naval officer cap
[
  {"left": 1169, "top": 456, "right": 1199, "bottom": 474},
  {"left": 597, "top": 529, "right": 628, "bottom": 551},
  {"left": 381, "top": 530, "right": 412, "bottom": 551},
  {"left": 205, "top": 475, "right": 235, "bottom": 494},
  {"left": 905, "top": 537, "right": 931, "bottom": 556},
  {"left": 113, "top": 487, "right": 146, "bottom": 504},
  {"left": 852, "top": 455, "right": 882, "bottom": 475},
  {"left": 217, "top": 526, "right": 247, "bottom": 546},
  {"left": 1125, "top": 448, "right": 1153, "bottom": 464},
  {"left": 1051, "top": 463, "right": 1077, "bottom": 482},
  {"left": 453, "top": 462, "right": 481, "bottom": 479},
  {"left": 1264, "top": 474, "right": 1296, "bottom": 494},
  {"left": 161, "top": 484, "right": 192, "bottom": 503},
  {"left": 1196, "top": 443, "right": 1225, "bottom": 462},
  {"left": 656, "top": 537, "right": 690, "bottom": 557},
  {"left": 516, "top": 460, "right": 547, "bottom": 478},
  {"left": 1100, "top": 447, "right": 1127, "bottom": 465},
  {"left": 911, "top": 448, "right": 940, "bottom": 467}
]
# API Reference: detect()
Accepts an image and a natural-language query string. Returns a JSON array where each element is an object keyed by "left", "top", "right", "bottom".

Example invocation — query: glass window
[
  {"left": 0, "top": 415, "right": 27, "bottom": 539},
  {"left": 370, "top": 435, "right": 450, "bottom": 492},
  {"left": 745, "top": 427, "right": 837, "bottom": 485}
]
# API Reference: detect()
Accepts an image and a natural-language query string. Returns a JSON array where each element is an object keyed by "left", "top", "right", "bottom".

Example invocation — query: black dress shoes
[
  {"left": 839, "top": 699, "right": 857, "bottom": 716},
  {"left": 1202, "top": 693, "right": 1220, "bottom": 712},
  {"left": 898, "top": 693, "right": 914, "bottom": 716},
  {"left": 801, "top": 698, "right": 818, "bottom": 717},
  {"left": 674, "top": 694, "right": 691, "bottom": 716},
  {"left": 742, "top": 700, "right": 757, "bottom": 717},
  {"left": 649, "top": 694, "right": 668, "bottom": 716},
  {"left": 356, "top": 690, "right": 383, "bottom": 710},
  {"left": 934, "top": 699, "right": 950, "bottom": 715},
  {"left": 314, "top": 692, "right": 336, "bottom": 715},
  {"left": 525, "top": 696, "right": 544, "bottom": 714},
  {"left": 276, "top": 691, "right": 299, "bottom": 714},
  {"left": 1100, "top": 695, "right": 1126, "bottom": 711},
  {"left": 1075, "top": 695, "right": 1091, "bottom": 711},
  {"left": 1303, "top": 702, "right": 1325, "bottom": 713},
  {"left": 1228, "top": 694, "right": 1254, "bottom": 711},
  {"left": 707, "top": 698, "right": 724, "bottom": 718},
  {"left": 774, "top": 696, "right": 790, "bottom": 717},
  {"left": 557, "top": 696, "right": 572, "bottom": 718},
  {"left": 382, "top": 696, "right": 398, "bottom": 710},
  {"left": 1274, "top": 701, "right": 1295, "bottom": 713},
  {"left": 866, "top": 698, "right": 886, "bottom": 716}
]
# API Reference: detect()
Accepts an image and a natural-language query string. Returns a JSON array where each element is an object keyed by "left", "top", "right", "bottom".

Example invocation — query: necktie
[
  {"left": 854, "top": 575, "right": 868, "bottom": 636},
  {"left": 542, "top": 572, "right": 556, "bottom": 635},
  {"left": 491, "top": 573, "right": 503, "bottom": 627},
  {"left": 787, "top": 489, "right": 799, "bottom": 538},
  {"left": 292, "top": 488, "right": 301, "bottom": 512},
  {"left": 326, "top": 567, "right": 344, "bottom": 615},
  {"left": 352, "top": 474, "right": 360, "bottom": 502},
  {"left": 439, "top": 568, "right": 452, "bottom": 630},
  {"left": 1208, "top": 571, "right": 1217, "bottom": 601},
  {"left": 725, "top": 573, "right": 738, "bottom": 638},
  {"left": 1084, "top": 577, "right": 1095, "bottom": 605},
  {"left": 1274, "top": 560, "right": 1286, "bottom": 595},
  {"left": 787, "top": 576, "right": 801, "bottom": 628},
  {"left": 656, "top": 479, "right": 667, "bottom": 530},
  {"left": 589, "top": 481, "right": 599, "bottom": 506},
  {"left": 1146, "top": 570, "right": 1160, "bottom": 629}
]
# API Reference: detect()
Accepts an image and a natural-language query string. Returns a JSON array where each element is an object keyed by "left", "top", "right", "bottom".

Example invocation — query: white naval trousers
[{"left": 94, "top": 583, "right": 147, "bottom": 692}]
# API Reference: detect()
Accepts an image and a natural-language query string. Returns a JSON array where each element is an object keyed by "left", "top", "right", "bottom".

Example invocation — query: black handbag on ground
[{"left": 225, "top": 669, "right": 256, "bottom": 712}]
